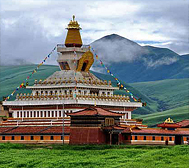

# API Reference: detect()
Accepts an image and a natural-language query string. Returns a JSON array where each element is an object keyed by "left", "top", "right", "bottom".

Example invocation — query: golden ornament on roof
[
  {"left": 66, "top": 15, "right": 81, "bottom": 30},
  {"left": 164, "top": 118, "right": 174, "bottom": 123}
]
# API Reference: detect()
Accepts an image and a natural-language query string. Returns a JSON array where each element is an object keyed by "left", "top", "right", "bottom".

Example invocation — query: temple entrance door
[
  {"left": 175, "top": 135, "right": 183, "bottom": 145},
  {"left": 112, "top": 134, "right": 118, "bottom": 145}
]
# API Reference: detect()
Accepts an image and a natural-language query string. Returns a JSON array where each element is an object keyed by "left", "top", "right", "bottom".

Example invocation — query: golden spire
[
  {"left": 65, "top": 15, "right": 82, "bottom": 47},
  {"left": 164, "top": 118, "right": 174, "bottom": 123},
  {"left": 66, "top": 15, "right": 81, "bottom": 30}
]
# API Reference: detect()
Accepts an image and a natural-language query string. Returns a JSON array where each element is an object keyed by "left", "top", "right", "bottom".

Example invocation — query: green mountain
[
  {"left": 91, "top": 34, "right": 189, "bottom": 83},
  {"left": 133, "top": 106, "right": 189, "bottom": 127},
  {"left": 131, "top": 78, "right": 189, "bottom": 111}
]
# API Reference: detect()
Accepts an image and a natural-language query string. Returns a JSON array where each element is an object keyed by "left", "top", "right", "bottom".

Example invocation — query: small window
[
  {"left": 135, "top": 136, "right": 137, "bottom": 140},
  {"left": 152, "top": 136, "right": 155, "bottom": 141},
  {"left": 105, "top": 118, "right": 114, "bottom": 126},
  {"left": 52, "top": 111, "right": 54, "bottom": 117},
  {"left": 21, "top": 136, "right": 24, "bottom": 140},
  {"left": 2, "top": 136, "right": 5, "bottom": 140},
  {"left": 143, "top": 136, "right": 146, "bottom": 140},
  {"left": 17, "top": 112, "right": 19, "bottom": 118},
  {"left": 84, "top": 91, "right": 87, "bottom": 95},
  {"left": 12, "top": 136, "right": 15, "bottom": 140},
  {"left": 45, "top": 91, "right": 48, "bottom": 94},
  {"left": 187, "top": 137, "right": 189, "bottom": 141},
  {"left": 41, "top": 111, "right": 43, "bottom": 117},
  {"left": 161, "top": 136, "right": 164, "bottom": 141},
  {"left": 41, "top": 91, "right": 43, "bottom": 94},
  {"left": 169, "top": 137, "right": 172, "bottom": 141},
  {"left": 31, "top": 136, "right": 34, "bottom": 140},
  {"left": 51, "top": 136, "right": 54, "bottom": 140},
  {"left": 40, "top": 136, "right": 43, "bottom": 140},
  {"left": 107, "top": 92, "right": 110, "bottom": 95},
  {"left": 48, "top": 111, "right": 50, "bottom": 117}
]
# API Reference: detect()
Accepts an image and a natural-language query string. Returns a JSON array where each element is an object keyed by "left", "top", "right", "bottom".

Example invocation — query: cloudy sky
[{"left": 0, "top": 0, "right": 188, "bottom": 65}]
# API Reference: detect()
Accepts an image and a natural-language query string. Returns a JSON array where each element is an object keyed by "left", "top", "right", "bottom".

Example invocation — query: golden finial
[
  {"left": 67, "top": 15, "right": 81, "bottom": 30},
  {"left": 164, "top": 118, "right": 174, "bottom": 123}
]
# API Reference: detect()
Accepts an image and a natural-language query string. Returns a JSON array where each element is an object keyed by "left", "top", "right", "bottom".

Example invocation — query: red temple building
[{"left": 0, "top": 16, "right": 189, "bottom": 145}]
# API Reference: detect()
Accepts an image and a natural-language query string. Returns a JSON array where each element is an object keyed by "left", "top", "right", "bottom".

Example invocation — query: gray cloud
[
  {"left": 143, "top": 56, "right": 179, "bottom": 68},
  {"left": 0, "top": 0, "right": 188, "bottom": 66},
  {"left": 91, "top": 34, "right": 147, "bottom": 64}
]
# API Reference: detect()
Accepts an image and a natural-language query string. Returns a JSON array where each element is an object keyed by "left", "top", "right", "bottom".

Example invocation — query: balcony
[{"left": 57, "top": 44, "right": 90, "bottom": 53}]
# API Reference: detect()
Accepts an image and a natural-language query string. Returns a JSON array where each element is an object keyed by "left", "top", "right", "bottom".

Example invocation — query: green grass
[
  {"left": 133, "top": 105, "right": 189, "bottom": 127},
  {"left": 0, "top": 143, "right": 188, "bottom": 168},
  {"left": 0, "top": 65, "right": 59, "bottom": 101},
  {"left": 131, "top": 78, "right": 189, "bottom": 111}
]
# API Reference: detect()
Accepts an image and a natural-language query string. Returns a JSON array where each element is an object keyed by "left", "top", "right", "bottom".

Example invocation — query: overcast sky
[{"left": 0, "top": 0, "right": 188, "bottom": 65}]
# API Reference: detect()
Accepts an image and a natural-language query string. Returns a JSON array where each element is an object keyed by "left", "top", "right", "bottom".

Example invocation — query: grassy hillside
[
  {"left": 0, "top": 65, "right": 59, "bottom": 101},
  {"left": 0, "top": 143, "right": 188, "bottom": 168},
  {"left": 133, "top": 106, "right": 189, "bottom": 127},
  {"left": 131, "top": 78, "right": 189, "bottom": 111}
]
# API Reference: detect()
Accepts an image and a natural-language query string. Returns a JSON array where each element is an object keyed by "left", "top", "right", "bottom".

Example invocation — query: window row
[
  {"left": 16, "top": 110, "right": 73, "bottom": 118},
  {"left": 133, "top": 135, "right": 173, "bottom": 141},
  {"left": 1, "top": 135, "right": 66, "bottom": 141}
]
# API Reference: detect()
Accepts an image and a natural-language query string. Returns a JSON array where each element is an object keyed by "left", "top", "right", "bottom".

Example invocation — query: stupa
[{"left": 2, "top": 16, "right": 142, "bottom": 125}]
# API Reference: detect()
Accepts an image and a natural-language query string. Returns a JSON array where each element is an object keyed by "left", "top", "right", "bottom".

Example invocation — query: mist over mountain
[{"left": 91, "top": 34, "right": 189, "bottom": 83}]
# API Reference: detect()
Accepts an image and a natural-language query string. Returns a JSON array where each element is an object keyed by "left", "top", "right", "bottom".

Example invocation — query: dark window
[
  {"left": 21, "top": 136, "right": 24, "bottom": 140},
  {"left": 152, "top": 136, "right": 155, "bottom": 140},
  {"left": 161, "top": 136, "right": 164, "bottom": 141},
  {"left": 2, "top": 136, "right": 5, "bottom": 140},
  {"left": 135, "top": 136, "right": 137, "bottom": 140},
  {"left": 12, "top": 136, "right": 15, "bottom": 140},
  {"left": 169, "top": 137, "right": 172, "bottom": 141},
  {"left": 40, "top": 136, "right": 43, "bottom": 140},
  {"left": 61, "top": 136, "right": 63, "bottom": 140},
  {"left": 31, "top": 136, "right": 34, "bottom": 140},
  {"left": 143, "top": 136, "right": 146, "bottom": 140},
  {"left": 51, "top": 136, "right": 54, "bottom": 140},
  {"left": 187, "top": 137, "right": 189, "bottom": 141}
]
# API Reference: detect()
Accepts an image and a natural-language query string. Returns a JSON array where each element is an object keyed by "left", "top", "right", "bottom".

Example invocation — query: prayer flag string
[
  {"left": 4, "top": 46, "right": 57, "bottom": 101},
  {"left": 91, "top": 47, "right": 145, "bottom": 104}
]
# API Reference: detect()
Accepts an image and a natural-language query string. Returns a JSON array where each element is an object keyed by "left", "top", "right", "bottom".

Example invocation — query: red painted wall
[{"left": 69, "top": 127, "right": 106, "bottom": 144}]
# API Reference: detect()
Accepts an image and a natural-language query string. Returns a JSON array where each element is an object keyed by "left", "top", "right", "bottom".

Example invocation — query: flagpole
[{"left": 62, "top": 103, "right": 65, "bottom": 145}]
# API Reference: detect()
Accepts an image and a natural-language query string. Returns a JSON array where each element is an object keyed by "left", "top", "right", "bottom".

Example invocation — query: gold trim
[{"left": 77, "top": 51, "right": 94, "bottom": 71}]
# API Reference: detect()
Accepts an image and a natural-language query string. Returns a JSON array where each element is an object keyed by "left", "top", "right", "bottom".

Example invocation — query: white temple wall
[{"left": 12, "top": 108, "right": 83, "bottom": 118}]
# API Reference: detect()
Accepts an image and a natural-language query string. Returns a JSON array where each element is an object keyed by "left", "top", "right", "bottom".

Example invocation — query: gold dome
[{"left": 65, "top": 15, "right": 82, "bottom": 47}]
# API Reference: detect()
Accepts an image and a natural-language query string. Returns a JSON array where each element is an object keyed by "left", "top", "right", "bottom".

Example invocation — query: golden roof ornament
[
  {"left": 67, "top": 15, "right": 81, "bottom": 30},
  {"left": 164, "top": 118, "right": 174, "bottom": 123}
]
